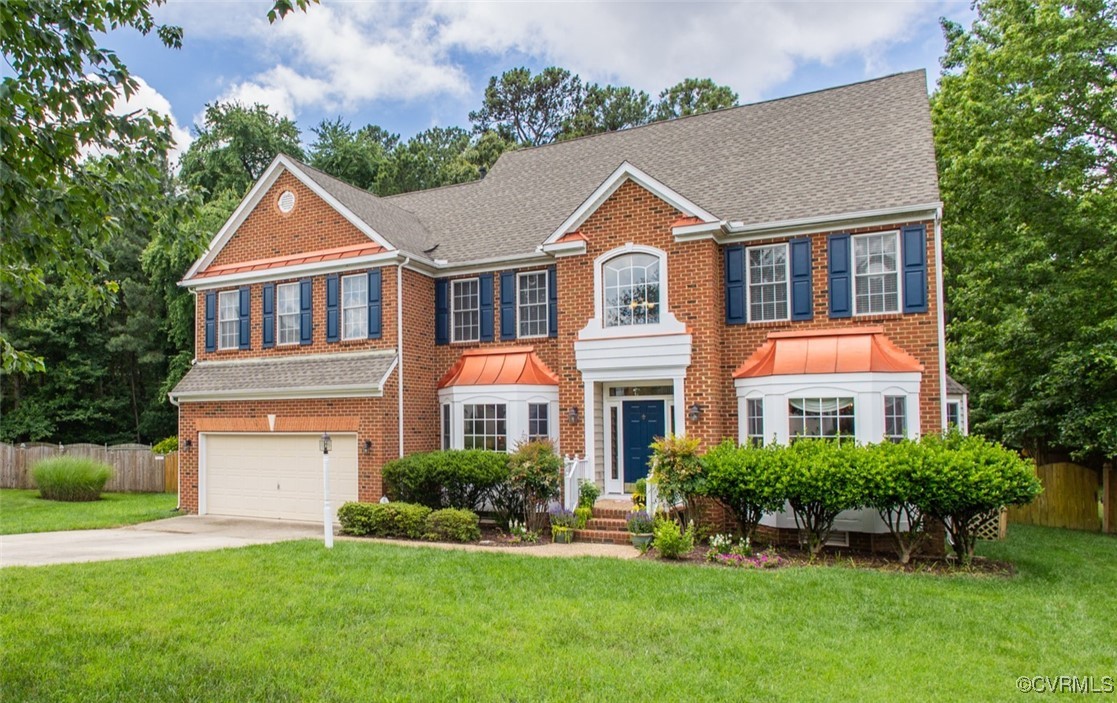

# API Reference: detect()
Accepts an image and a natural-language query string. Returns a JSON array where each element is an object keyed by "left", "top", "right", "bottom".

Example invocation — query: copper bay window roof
[
  {"left": 437, "top": 347, "right": 560, "bottom": 389},
  {"left": 733, "top": 327, "right": 924, "bottom": 379}
]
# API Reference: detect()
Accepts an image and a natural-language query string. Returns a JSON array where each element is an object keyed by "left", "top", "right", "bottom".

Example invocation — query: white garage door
[{"left": 202, "top": 433, "right": 358, "bottom": 522}]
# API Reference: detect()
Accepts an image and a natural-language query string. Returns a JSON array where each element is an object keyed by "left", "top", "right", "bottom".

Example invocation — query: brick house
[{"left": 171, "top": 70, "right": 958, "bottom": 543}]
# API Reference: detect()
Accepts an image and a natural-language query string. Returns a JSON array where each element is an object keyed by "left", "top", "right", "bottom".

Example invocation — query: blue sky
[{"left": 104, "top": 1, "right": 975, "bottom": 158}]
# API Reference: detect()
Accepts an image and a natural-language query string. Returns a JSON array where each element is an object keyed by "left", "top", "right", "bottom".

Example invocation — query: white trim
[
  {"left": 397, "top": 257, "right": 409, "bottom": 458},
  {"left": 340, "top": 273, "right": 368, "bottom": 341},
  {"left": 544, "top": 161, "right": 718, "bottom": 245},
  {"left": 185, "top": 251, "right": 399, "bottom": 290},
  {"left": 851, "top": 230, "right": 902, "bottom": 317},
  {"left": 183, "top": 155, "right": 397, "bottom": 282},
  {"left": 450, "top": 277, "right": 481, "bottom": 343},
  {"left": 672, "top": 203, "right": 943, "bottom": 244},
  {"left": 275, "top": 282, "right": 300, "bottom": 346},
  {"left": 515, "top": 270, "right": 549, "bottom": 340},
  {"left": 744, "top": 241, "right": 791, "bottom": 323},
  {"left": 539, "top": 239, "right": 587, "bottom": 257},
  {"left": 217, "top": 290, "right": 239, "bottom": 350},
  {"left": 934, "top": 207, "right": 948, "bottom": 432},
  {"left": 437, "top": 384, "right": 560, "bottom": 451},
  {"left": 580, "top": 243, "right": 686, "bottom": 340}
]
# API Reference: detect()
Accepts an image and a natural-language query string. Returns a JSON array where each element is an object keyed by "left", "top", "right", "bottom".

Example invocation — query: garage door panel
[{"left": 204, "top": 434, "right": 357, "bottom": 522}]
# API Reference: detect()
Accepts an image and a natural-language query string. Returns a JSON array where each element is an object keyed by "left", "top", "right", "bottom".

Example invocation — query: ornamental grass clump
[{"left": 32, "top": 457, "right": 113, "bottom": 502}]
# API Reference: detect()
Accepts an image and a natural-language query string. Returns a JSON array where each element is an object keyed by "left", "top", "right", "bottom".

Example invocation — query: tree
[
  {"left": 932, "top": 0, "right": 1117, "bottom": 463},
  {"left": 654, "top": 78, "right": 739, "bottom": 120},
  {"left": 469, "top": 67, "right": 586, "bottom": 146},
  {"left": 376, "top": 127, "right": 476, "bottom": 195},
  {"left": 307, "top": 119, "right": 397, "bottom": 191},
  {"left": 179, "top": 102, "right": 304, "bottom": 199},
  {"left": 562, "top": 84, "right": 651, "bottom": 139}
]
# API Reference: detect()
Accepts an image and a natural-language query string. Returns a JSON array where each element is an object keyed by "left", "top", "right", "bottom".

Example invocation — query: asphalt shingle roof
[
  {"left": 170, "top": 350, "right": 397, "bottom": 399},
  {"left": 295, "top": 71, "right": 940, "bottom": 264}
]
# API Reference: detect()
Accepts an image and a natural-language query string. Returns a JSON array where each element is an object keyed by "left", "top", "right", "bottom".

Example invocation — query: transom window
[
  {"left": 218, "top": 290, "right": 239, "bottom": 350},
  {"left": 517, "top": 271, "right": 548, "bottom": 338},
  {"left": 747, "top": 244, "right": 789, "bottom": 322},
  {"left": 746, "top": 398, "right": 765, "bottom": 447},
  {"left": 853, "top": 232, "right": 900, "bottom": 315},
  {"left": 603, "top": 253, "right": 660, "bottom": 327},
  {"left": 789, "top": 398, "right": 855, "bottom": 442},
  {"left": 527, "top": 403, "right": 549, "bottom": 441},
  {"left": 342, "top": 274, "right": 367, "bottom": 340},
  {"left": 463, "top": 404, "right": 506, "bottom": 451},
  {"left": 884, "top": 396, "right": 907, "bottom": 443},
  {"left": 452, "top": 278, "right": 480, "bottom": 342},
  {"left": 276, "top": 282, "right": 299, "bottom": 345}
]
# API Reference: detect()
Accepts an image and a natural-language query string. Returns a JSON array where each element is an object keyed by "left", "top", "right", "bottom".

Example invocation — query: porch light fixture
[
  {"left": 320, "top": 431, "right": 333, "bottom": 549},
  {"left": 184, "top": 438, "right": 192, "bottom": 450},
  {"left": 567, "top": 406, "right": 580, "bottom": 425},
  {"left": 363, "top": 439, "right": 372, "bottom": 454},
  {"left": 319, "top": 432, "right": 333, "bottom": 454},
  {"left": 687, "top": 403, "right": 704, "bottom": 423}
]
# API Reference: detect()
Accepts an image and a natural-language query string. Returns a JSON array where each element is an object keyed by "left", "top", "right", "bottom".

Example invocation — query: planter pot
[
  {"left": 552, "top": 529, "right": 574, "bottom": 544},
  {"left": 630, "top": 533, "right": 654, "bottom": 549}
]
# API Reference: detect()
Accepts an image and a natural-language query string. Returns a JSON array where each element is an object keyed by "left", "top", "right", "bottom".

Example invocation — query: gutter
[
  {"left": 397, "top": 256, "right": 410, "bottom": 458},
  {"left": 934, "top": 206, "right": 948, "bottom": 432}
]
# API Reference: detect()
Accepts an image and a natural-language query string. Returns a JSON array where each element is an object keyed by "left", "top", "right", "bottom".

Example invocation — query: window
[
  {"left": 463, "top": 404, "right": 506, "bottom": 451},
  {"left": 788, "top": 398, "right": 855, "bottom": 441},
  {"left": 452, "top": 278, "right": 480, "bottom": 342},
  {"left": 517, "top": 271, "right": 548, "bottom": 338},
  {"left": 276, "top": 282, "right": 299, "bottom": 345},
  {"left": 218, "top": 290, "right": 239, "bottom": 350},
  {"left": 603, "top": 253, "right": 660, "bottom": 327},
  {"left": 746, "top": 398, "right": 765, "bottom": 446},
  {"left": 441, "top": 404, "right": 451, "bottom": 450},
  {"left": 342, "top": 274, "right": 367, "bottom": 340},
  {"left": 747, "top": 244, "right": 789, "bottom": 322},
  {"left": 527, "top": 403, "right": 549, "bottom": 441},
  {"left": 946, "top": 401, "right": 961, "bottom": 429},
  {"left": 884, "top": 396, "right": 907, "bottom": 443},
  {"left": 853, "top": 232, "right": 900, "bottom": 315}
]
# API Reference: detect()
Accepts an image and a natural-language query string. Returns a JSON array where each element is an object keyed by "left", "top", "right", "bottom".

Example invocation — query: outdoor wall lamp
[
  {"left": 184, "top": 438, "right": 192, "bottom": 450},
  {"left": 319, "top": 431, "right": 333, "bottom": 455},
  {"left": 364, "top": 439, "right": 373, "bottom": 454},
  {"left": 687, "top": 403, "right": 704, "bottom": 423},
  {"left": 567, "top": 406, "right": 580, "bottom": 424}
]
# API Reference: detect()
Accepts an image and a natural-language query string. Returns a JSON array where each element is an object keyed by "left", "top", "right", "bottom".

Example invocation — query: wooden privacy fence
[
  {"left": 0, "top": 442, "right": 178, "bottom": 494},
  {"left": 1008, "top": 462, "right": 1102, "bottom": 532}
]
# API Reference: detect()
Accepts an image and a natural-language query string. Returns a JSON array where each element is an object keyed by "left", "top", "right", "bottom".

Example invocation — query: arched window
[{"left": 603, "top": 253, "right": 661, "bottom": 327}]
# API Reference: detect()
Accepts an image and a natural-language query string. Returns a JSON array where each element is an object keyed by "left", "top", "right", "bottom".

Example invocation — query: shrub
[
  {"left": 701, "top": 440, "right": 785, "bottom": 543},
  {"left": 573, "top": 506, "right": 592, "bottom": 529},
  {"left": 504, "top": 439, "right": 562, "bottom": 532},
  {"left": 152, "top": 436, "right": 178, "bottom": 454},
  {"left": 631, "top": 478, "right": 647, "bottom": 509},
  {"left": 626, "top": 510, "right": 654, "bottom": 534},
  {"left": 577, "top": 480, "right": 600, "bottom": 509},
  {"left": 915, "top": 431, "right": 1041, "bottom": 563},
  {"left": 382, "top": 450, "right": 509, "bottom": 511},
  {"left": 653, "top": 518, "right": 695, "bottom": 559},
  {"left": 548, "top": 506, "right": 576, "bottom": 529},
  {"left": 777, "top": 439, "right": 867, "bottom": 558},
  {"left": 423, "top": 508, "right": 481, "bottom": 542},
  {"left": 649, "top": 434, "right": 704, "bottom": 526},
  {"left": 33, "top": 457, "right": 112, "bottom": 501},
  {"left": 337, "top": 501, "right": 432, "bottom": 539},
  {"left": 862, "top": 440, "right": 932, "bottom": 564}
]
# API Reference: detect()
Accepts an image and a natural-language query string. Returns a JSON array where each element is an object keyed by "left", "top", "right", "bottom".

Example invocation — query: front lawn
[
  {"left": 0, "top": 489, "right": 179, "bottom": 535},
  {"left": 2, "top": 525, "right": 1114, "bottom": 702}
]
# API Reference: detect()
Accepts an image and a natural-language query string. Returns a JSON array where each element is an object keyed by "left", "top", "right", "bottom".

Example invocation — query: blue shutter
[
  {"left": 547, "top": 265, "right": 558, "bottom": 338},
  {"left": 262, "top": 283, "right": 275, "bottom": 349},
  {"left": 326, "top": 274, "right": 340, "bottom": 343},
  {"left": 500, "top": 270, "right": 516, "bottom": 340},
  {"left": 828, "top": 234, "right": 852, "bottom": 318},
  {"left": 204, "top": 291, "right": 216, "bottom": 352},
  {"left": 901, "top": 224, "right": 928, "bottom": 313},
  {"left": 479, "top": 273, "right": 494, "bottom": 342},
  {"left": 435, "top": 279, "right": 449, "bottom": 346},
  {"left": 725, "top": 246, "right": 746, "bottom": 324},
  {"left": 367, "top": 269, "right": 382, "bottom": 339},
  {"left": 238, "top": 286, "right": 251, "bottom": 349},
  {"left": 789, "top": 238, "right": 813, "bottom": 321},
  {"left": 299, "top": 279, "right": 313, "bottom": 345}
]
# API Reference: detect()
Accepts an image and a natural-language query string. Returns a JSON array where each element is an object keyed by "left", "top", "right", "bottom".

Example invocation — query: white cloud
[{"left": 85, "top": 75, "right": 193, "bottom": 165}]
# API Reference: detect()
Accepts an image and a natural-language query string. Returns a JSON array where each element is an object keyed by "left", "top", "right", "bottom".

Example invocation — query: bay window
[
  {"left": 463, "top": 404, "right": 507, "bottom": 451},
  {"left": 788, "top": 397, "right": 855, "bottom": 442}
]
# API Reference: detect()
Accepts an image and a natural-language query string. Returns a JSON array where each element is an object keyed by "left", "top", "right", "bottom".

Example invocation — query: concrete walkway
[{"left": 0, "top": 515, "right": 639, "bottom": 568}]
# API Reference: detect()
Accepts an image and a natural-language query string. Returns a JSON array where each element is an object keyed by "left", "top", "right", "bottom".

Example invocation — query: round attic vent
[{"left": 277, "top": 190, "right": 296, "bottom": 213}]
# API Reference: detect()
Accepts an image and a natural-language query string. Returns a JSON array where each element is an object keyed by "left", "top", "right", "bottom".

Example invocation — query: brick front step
[
  {"left": 590, "top": 507, "right": 633, "bottom": 520},
  {"left": 573, "top": 529, "right": 633, "bottom": 545},
  {"left": 585, "top": 518, "right": 627, "bottom": 531}
]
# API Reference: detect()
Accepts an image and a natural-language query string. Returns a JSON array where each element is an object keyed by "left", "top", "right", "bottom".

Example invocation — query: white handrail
[{"left": 563, "top": 454, "right": 583, "bottom": 512}]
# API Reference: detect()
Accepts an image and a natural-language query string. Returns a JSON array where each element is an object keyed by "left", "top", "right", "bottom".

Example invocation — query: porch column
[
  {"left": 673, "top": 376, "right": 686, "bottom": 437},
  {"left": 582, "top": 379, "right": 595, "bottom": 486}
]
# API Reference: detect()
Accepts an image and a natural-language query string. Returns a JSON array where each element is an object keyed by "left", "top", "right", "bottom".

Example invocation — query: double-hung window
[
  {"left": 441, "top": 404, "right": 451, "bottom": 450},
  {"left": 517, "top": 271, "right": 548, "bottom": 338},
  {"left": 853, "top": 232, "right": 900, "bottom": 315},
  {"left": 527, "top": 403, "right": 549, "bottom": 441},
  {"left": 884, "top": 396, "right": 907, "bottom": 443},
  {"left": 603, "top": 253, "right": 660, "bottom": 327},
  {"left": 747, "top": 244, "right": 789, "bottom": 322},
  {"left": 788, "top": 398, "right": 855, "bottom": 442},
  {"left": 452, "top": 278, "right": 480, "bottom": 342},
  {"left": 946, "top": 401, "right": 962, "bottom": 430},
  {"left": 463, "top": 403, "right": 506, "bottom": 451},
  {"left": 745, "top": 398, "right": 765, "bottom": 446},
  {"left": 218, "top": 290, "right": 239, "bottom": 350},
  {"left": 342, "top": 274, "right": 367, "bottom": 340},
  {"left": 276, "top": 282, "right": 300, "bottom": 345}
]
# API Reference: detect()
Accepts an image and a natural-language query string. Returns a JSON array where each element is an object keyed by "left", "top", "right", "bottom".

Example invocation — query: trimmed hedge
[
  {"left": 337, "top": 502, "right": 432, "bottom": 539},
  {"left": 32, "top": 457, "right": 113, "bottom": 502},
  {"left": 381, "top": 450, "right": 509, "bottom": 511},
  {"left": 423, "top": 508, "right": 481, "bottom": 543}
]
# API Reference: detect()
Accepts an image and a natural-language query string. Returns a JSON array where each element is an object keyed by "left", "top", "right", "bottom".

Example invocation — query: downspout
[
  {"left": 397, "top": 257, "right": 410, "bottom": 458},
  {"left": 934, "top": 207, "right": 948, "bottom": 433}
]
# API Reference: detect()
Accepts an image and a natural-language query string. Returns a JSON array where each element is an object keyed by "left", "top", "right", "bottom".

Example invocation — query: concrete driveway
[{"left": 0, "top": 516, "right": 324, "bottom": 568}]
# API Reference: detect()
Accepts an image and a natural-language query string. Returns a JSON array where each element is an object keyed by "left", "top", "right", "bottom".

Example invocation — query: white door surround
[{"left": 602, "top": 383, "right": 677, "bottom": 495}]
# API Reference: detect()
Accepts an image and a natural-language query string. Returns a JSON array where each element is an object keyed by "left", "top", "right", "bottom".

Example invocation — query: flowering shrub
[
  {"left": 705, "top": 533, "right": 751, "bottom": 561},
  {"left": 501, "top": 439, "right": 562, "bottom": 532},
  {"left": 650, "top": 434, "right": 704, "bottom": 526},
  {"left": 710, "top": 547, "right": 782, "bottom": 569},
  {"left": 626, "top": 510, "right": 654, "bottom": 534},
  {"left": 507, "top": 519, "right": 539, "bottom": 544},
  {"left": 548, "top": 506, "right": 576, "bottom": 529}
]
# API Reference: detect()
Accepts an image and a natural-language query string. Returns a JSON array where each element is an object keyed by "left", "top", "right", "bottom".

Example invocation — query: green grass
[
  {"left": 2, "top": 525, "right": 1114, "bottom": 702},
  {"left": 0, "top": 489, "right": 180, "bottom": 535}
]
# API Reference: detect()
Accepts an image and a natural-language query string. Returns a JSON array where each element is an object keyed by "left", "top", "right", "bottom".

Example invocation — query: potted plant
[
  {"left": 626, "top": 510, "right": 655, "bottom": 550},
  {"left": 549, "top": 506, "right": 576, "bottom": 544}
]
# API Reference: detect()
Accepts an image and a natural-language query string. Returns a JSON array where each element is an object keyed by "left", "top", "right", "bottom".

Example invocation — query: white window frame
[
  {"left": 451, "top": 277, "right": 481, "bottom": 343},
  {"left": 217, "top": 290, "right": 239, "bottom": 350},
  {"left": 527, "top": 402, "right": 549, "bottom": 441},
  {"left": 745, "top": 242, "right": 791, "bottom": 323},
  {"left": 602, "top": 251, "right": 662, "bottom": 328},
  {"left": 516, "top": 271, "right": 549, "bottom": 339},
  {"left": 852, "top": 231, "right": 902, "bottom": 316},
  {"left": 276, "top": 282, "right": 300, "bottom": 346},
  {"left": 788, "top": 397, "right": 856, "bottom": 442},
  {"left": 462, "top": 403, "right": 507, "bottom": 451},
  {"left": 745, "top": 397, "right": 765, "bottom": 446},
  {"left": 441, "top": 403, "right": 451, "bottom": 450},
  {"left": 341, "top": 274, "right": 368, "bottom": 341},
  {"left": 883, "top": 395, "right": 907, "bottom": 443},
  {"left": 437, "top": 386, "right": 559, "bottom": 452}
]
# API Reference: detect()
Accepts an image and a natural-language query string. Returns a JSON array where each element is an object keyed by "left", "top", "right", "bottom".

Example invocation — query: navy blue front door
[{"left": 622, "top": 400, "right": 665, "bottom": 487}]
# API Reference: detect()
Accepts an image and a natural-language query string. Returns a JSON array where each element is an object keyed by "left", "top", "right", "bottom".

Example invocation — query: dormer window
[{"left": 603, "top": 252, "right": 660, "bottom": 327}]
